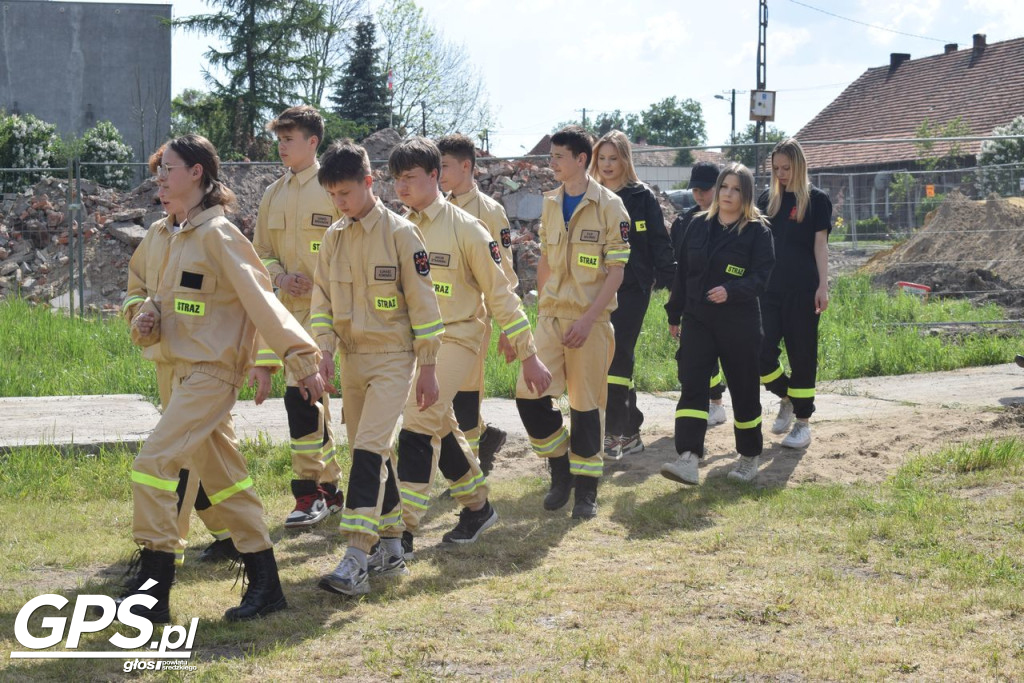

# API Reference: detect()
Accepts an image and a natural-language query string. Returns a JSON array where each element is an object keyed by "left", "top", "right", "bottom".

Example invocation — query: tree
[
  {"left": 978, "top": 115, "right": 1024, "bottom": 196},
  {"left": 329, "top": 18, "right": 390, "bottom": 133},
  {"left": 723, "top": 123, "right": 787, "bottom": 168},
  {"left": 377, "top": 0, "right": 491, "bottom": 136},
  {"left": 631, "top": 97, "right": 706, "bottom": 148},
  {"left": 915, "top": 116, "right": 972, "bottom": 171},
  {"left": 170, "top": 89, "right": 240, "bottom": 160},
  {"left": 294, "top": 0, "right": 364, "bottom": 107},
  {"left": 174, "top": 0, "right": 328, "bottom": 159},
  {"left": 78, "top": 121, "right": 135, "bottom": 189}
]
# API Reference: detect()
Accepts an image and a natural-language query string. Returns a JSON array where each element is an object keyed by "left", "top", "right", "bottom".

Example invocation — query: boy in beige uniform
[
  {"left": 252, "top": 106, "right": 343, "bottom": 528},
  {"left": 391, "top": 138, "right": 551, "bottom": 554},
  {"left": 515, "top": 126, "right": 630, "bottom": 520},
  {"left": 311, "top": 140, "right": 444, "bottom": 596},
  {"left": 437, "top": 134, "right": 515, "bottom": 474}
]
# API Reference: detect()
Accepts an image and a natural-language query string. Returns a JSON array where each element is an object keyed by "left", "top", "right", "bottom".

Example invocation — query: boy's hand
[
  {"left": 318, "top": 355, "right": 338, "bottom": 394},
  {"left": 521, "top": 354, "right": 552, "bottom": 396},
  {"left": 669, "top": 324, "right": 681, "bottom": 340},
  {"left": 297, "top": 372, "right": 326, "bottom": 405},
  {"left": 133, "top": 311, "right": 157, "bottom": 337},
  {"left": 563, "top": 315, "right": 594, "bottom": 349},
  {"left": 416, "top": 364, "right": 439, "bottom": 411},
  {"left": 247, "top": 367, "right": 272, "bottom": 405},
  {"left": 497, "top": 332, "right": 517, "bottom": 363},
  {"left": 277, "top": 272, "right": 313, "bottom": 297}
]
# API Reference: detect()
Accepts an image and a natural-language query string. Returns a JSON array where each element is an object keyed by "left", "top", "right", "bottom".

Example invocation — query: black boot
[
  {"left": 543, "top": 455, "right": 574, "bottom": 511},
  {"left": 571, "top": 475, "right": 598, "bottom": 520},
  {"left": 115, "top": 548, "right": 175, "bottom": 624},
  {"left": 224, "top": 548, "right": 288, "bottom": 622},
  {"left": 197, "top": 538, "right": 241, "bottom": 563}
]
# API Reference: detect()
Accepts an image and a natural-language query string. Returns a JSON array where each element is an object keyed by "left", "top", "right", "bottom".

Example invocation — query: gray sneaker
[
  {"left": 603, "top": 434, "right": 623, "bottom": 461},
  {"left": 727, "top": 455, "right": 760, "bottom": 482},
  {"left": 772, "top": 399, "right": 795, "bottom": 435},
  {"left": 318, "top": 556, "right": 369, "bottom": 596},
  {"left": 367, "top": 543, "right": 410, "bottom": 578},
  {"left": 660, "top": 451, "right": 700, "bottom": 485},
  {"left": 781, "top": 421, "right": 811, "bottom": 449},
  {"left": 708, "top": 403, "right": 727, "bottom": 427}
]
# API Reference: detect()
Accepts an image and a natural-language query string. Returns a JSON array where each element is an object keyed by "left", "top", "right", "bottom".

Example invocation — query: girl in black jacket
[
  {"left": 590, "top": 131, "right": 675, "bottom": 459},
  {"left": 662, "top": 163, "right": 775, "bottom": 485}
]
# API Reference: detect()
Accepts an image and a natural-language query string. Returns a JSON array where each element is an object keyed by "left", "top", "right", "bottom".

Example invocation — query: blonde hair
[
  {"left": 702, "top": 162, "right": 768, "bottom": 234},
  {"left": 767, "top": 138, "right": 810, "bottom": 222},
  {"left": 589, "top": 130, "right": 640, "bottom": 187}
]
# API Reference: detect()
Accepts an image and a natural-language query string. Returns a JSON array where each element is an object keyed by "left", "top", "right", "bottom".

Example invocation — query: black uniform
[
  {"left": 665, "top": 214, "right": 774, "bottom": 458},
  {"left": 756, "top": 187, "right": 832, "bottom": 419},
  {"left": 669, "top": 207, "right": 726, "bottom": 401},
  {"left": 605, "top": 183, "right": 675, "bottom": 437}
]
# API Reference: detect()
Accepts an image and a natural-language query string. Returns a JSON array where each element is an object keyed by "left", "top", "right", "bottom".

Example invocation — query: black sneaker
[
  {"left": 441, "top": 501, "right": 498, "bottom": 544},
  {"left": 401, "top": 531, "right": 415, "bottom": 561},
  {"left": 197, "top": 538, "right": 240, "bottom": 563},
  {"left": 1016, "top": 354, "right": 1024, "bottom": 369},
  {"left": 477, "top": 425, "right": 507, "bottom": 475}
]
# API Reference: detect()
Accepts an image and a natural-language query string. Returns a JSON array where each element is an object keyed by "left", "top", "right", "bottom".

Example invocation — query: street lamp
[{"left": 714, "top": 90, "right": 736, "bottom": 141}]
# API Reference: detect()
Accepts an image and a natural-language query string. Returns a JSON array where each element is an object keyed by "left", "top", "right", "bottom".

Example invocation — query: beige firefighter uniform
[
  {"left": 252, "top": 162, "right": 341, "bottom": 485},
  {"left": 449, "top": 185, "right": 517, "bottom": 456},
  {"left": 515, "top": 180, "right": 630, "bottom": 479},
  {"left": 122, "top": 215, "right": 231, "bottom": 565},
  {"left": 399, "top": 194, "right": 536, "bottom": 534},
  {"left": 129, "top": 205, "right": 321, "bottom": 555},
  {"left": 309, "top": 199, "right": 444, "bottom": 553}
]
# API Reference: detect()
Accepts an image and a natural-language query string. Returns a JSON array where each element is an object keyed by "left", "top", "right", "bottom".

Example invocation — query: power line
[{"left": 788, "top": 0, "right": 954, "bottom": 44}]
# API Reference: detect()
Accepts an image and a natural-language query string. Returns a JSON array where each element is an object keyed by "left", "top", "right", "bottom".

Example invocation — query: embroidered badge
[
  {"left": 725, "top": 264, "right": 746, "bottom": 277},
  {"left": 500, "top": 227, "right": 511, "bottom": 248},
  {"left": 311, "top": 213, "right": 333, "bottom": 228},
  {"left": 374, "top": 266, "right": 397, "bottom": 281},
  {"left": 635, "top": 220, "right": 647, "bottom": 232},
  {"left": 578, "top": 253, "right": 600, "bottom": 268},
  {"left": 429, "top": 252, "right": 451, "bottom": 267},
  {"left": 488, "top": 241, "right": 502, "bottom": 264},
  {"left": 413, "top": 250, "right": 430, "bottom": 276},
  {"left": 619, "top": 221, "right": 630, "bottom": 242}
]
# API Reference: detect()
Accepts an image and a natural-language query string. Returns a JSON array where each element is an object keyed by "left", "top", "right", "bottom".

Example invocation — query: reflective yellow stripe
[
  {"left": 761, "top": 365, "right": 784, "bottom": 384},
  {"left": 450, "top": 472, "right": 486, "bottom": 497},
  {"left": 131, "top": 470, "right": 179, "bottom": 492},
  {"left": 209, "top": 528, "right": 231, "bottom": 541},
  {"left": 174, "top": 548, "right": 185, "bottom": 566},
  {"left": 606, "top": 248, "right": 629, "bottom": 262},
  {"left": 207, "top": 476, "right": 254, "bottom": 506},
  {"left": 788, "top": 387, "right": 816, "bottom": 399},
  {"left": 531, "top": 427, "right": 568, "bottom": 455},
  {"left": 320, "top": 446, "right": 336, "bottom": 464},
  {"left": 291, "top": 438, "right": 323, "bottom": 454},
  {"left": 254, "top": 348, "right": 281, "bottom": 367},
  {"left": 379, "top": 511, "right": 402, "bottom": 528},
  {"left": 122, "top": 295, "right": 145, "bottom": 310},
  {"left": 607, "top": 375, "right": 632, "bottom": 388},
  {"left": 710, "top": 370, "right": 724, "bottom": 388},
  {"left": 569, "top": 457, "right": 603, "bottom": 476},
  {"left": 401, "top": 488, "right": 430, "bottom": 510},
  {"left": 412, "top": 319, "right": 445, "bottom": 339},
  {"left": 734, "top": 416, "right": 763, "bottom": 429},
  {"left": 311, "top": 313, "right": 333, "bottom": 329},
  {"left": 339, "top": 513, "right": 378, "bottom": 533},
  {"left": 261, "top": 258, "right": 279, "bottom": 268},
  {"left": 675, "top": 409, "right": 709, "bottom": 421}
]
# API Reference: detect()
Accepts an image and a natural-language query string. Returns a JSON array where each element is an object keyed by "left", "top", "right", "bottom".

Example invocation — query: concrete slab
[{"left": 0, "top": 394, "right": 160, "bottom": 451}]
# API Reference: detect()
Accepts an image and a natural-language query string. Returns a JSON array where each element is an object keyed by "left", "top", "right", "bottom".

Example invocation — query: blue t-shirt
[{"left": 562, "top": 191, "right": 584, "bottom": 227}]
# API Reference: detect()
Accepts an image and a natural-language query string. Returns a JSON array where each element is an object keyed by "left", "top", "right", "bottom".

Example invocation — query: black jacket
[
  {"left": 665, "top": 213, "right": 776, "bottom": 325},
  {"left": 615, "top": 183, "right": 675, "bottom": 291},
  {"left": 670, "top": 205, "right": 700, "bottom": 260}
]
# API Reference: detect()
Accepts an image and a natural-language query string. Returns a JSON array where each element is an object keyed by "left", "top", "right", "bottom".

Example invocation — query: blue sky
[{"left": 78, "top": 0, "right": 1024, "bottom": 155}]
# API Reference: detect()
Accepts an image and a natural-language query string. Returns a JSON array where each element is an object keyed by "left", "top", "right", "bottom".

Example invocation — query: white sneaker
[
  {"left": 781, "top": 421, "right": 811, "bottom": 449},
  {"left": 660, "top": 451, "right": 700, "bottom": 485},
  {"left": 367, "top": 542, "right": 410, "bottom": 578},
  {"left": 603, "top": 434, "right": 623, "bottom": 461},
  {"left": 772, "top": 398, "right": 795, "bottom": 434},
  {"left": 318, "top": 555, "right": 370, "bottom": 596},
  {"left": 727, "top": 455, "right": 760, "bottom": 482},
  {"left": 708, "top": 403, "right": 727, "bottom": 427}
]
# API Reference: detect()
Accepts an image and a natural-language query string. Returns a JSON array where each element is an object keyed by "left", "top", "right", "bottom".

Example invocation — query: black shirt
[
  {"left": 615, "top": 182, "right": 676, "bottom": 291},
  {"left": 756, "top": 186, "right": 832, "bottom": 293}
]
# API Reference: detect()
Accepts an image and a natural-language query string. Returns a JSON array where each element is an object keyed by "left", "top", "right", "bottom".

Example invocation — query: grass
[
  {"left": 2, "top": 273, "right": 1023, "bottom": 401},
  {"left": 2, "top": 438, "right": 1023, "bottom": 680}
]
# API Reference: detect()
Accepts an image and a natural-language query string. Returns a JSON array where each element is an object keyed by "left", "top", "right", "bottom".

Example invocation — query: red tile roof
[{"left": 796, "top": 36, "right": 1024, "bottom": 171}]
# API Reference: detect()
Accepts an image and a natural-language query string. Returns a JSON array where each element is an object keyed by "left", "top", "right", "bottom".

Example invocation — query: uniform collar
[
  {"left": 546, "top": 177, "right": 601, "bottom": 208},
  {"left": 408, "top": 193, "right": 446, "bottom": 224},
  {"left": 450, "top": 185, "right": 478, "bottom": 209},
  {"left": 153, "top": 214, "right": 176, "bottom": 234},
  {"left": 286, "top": 161, "right": 320, "bottom": 186},
  {"left": 180, "top": 204, "right": 225, "bottom": 233},
  {"left": 352, "top": 199, "right": 385, "bottom": 233}
]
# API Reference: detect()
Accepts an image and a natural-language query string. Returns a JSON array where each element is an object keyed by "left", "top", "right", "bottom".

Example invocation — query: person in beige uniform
[
  {"left": 252, "top": 105, "right": 343, "bottom": 529},
  {"left": 437, "top": 133, "right": 514, "bottom": 474},
  {"left": 125, "top": 134, "right": 326, "bottom": 624},
  {"left": 515, "top": 126, "right": 630, "bottom": 520},
  {"left": 121, "top": 145, "right": 239, "bottom": 567},
  {"left": 310, "top": 140, "right": 443, "bottom": 597},
  {"left": 390, "top": 137, "right": 551, "bottom": 555}
]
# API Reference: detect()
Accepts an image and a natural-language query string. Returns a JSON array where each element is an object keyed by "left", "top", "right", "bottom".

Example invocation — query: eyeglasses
[{"left": 156, "top": 163, "right": 186, "bottom": 178}]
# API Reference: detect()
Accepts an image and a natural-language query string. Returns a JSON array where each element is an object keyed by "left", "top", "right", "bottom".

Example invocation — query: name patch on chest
[
  {"left": 175, "top": 298, "right": 205, "bottom": 316},
  {"left": 374, "top": 296, "right": 398, "bottom": 310},
  {"left": 725, "top": 264, "right": 746, "bottom": 277},
  {"left": 635, "top": 220, "right": 647, "bottom": 232},
  {"left": 577, "top": 253, "right": 600, "bottom": 269},
  {"left": 434, "top": 281, "right": 453, "bottom": 297},
  {"left": 179, "top": 271, "right": 204, "bottom": 290},
  {"left": 374, "top": 266, "right": 397, "bottom": 281},
  {"left": 429, "top": 252, "right": 451, "bottom": 267},
  {"left": 310, "top": 240, "right": 321, "bottom": 254},
  {"left": 579, "top": 229, "right": 601, "bottom": 243},
  {"left": 311, "top": 213, "right": 333, "bottom": 228}
]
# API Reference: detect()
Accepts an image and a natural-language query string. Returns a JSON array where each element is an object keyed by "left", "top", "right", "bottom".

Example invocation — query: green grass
[
  {"left": 2, "top": 438, "right": 1023, "bottom": 680},
  {"left": 3, "top": 273, "right": 1023, "bottom": 400}
]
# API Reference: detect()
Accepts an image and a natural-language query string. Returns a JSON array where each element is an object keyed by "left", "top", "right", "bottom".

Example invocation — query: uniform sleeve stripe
[
  {"left": 122, "top": 296, "right": 145, "bottom": 309},
  {"left": 261, "top": 258, "right": 279, "bottom": 267},
  {"left": 254, "top": 348, "right": 282, "bottom": 367},
  {"left": 502, "top": 317, "right": 530, "bottom": 338},
  {"left": 412, "top": 320, "right": 445, "bottom": 339}
]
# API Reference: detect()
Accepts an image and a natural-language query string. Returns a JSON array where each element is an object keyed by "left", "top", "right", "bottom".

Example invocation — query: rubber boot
[
  {"left": 224, "top": 548, "right": 288, "bottom": 622},
  {"left": 571, "top": 475, "right": 598, "bottom": 520},
  {"left": 543, "top": 454, "right": 574, "bottom": 511},
  {"left": 115, "top": 548, "right": 175, "bottom": 625}
]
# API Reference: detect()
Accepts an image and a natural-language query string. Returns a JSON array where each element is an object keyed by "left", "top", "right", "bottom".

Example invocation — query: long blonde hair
[
  {"left": 702, "top": 163, "right": 768, "bottom": 234},
  {"left": 766, "top": 138, "right": 810, "bottom": 222},
  {"left": 589, "top": 130, "right": 640, "bottom": 187}
]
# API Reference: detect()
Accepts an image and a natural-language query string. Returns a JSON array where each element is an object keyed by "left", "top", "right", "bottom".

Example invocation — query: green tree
[
  {"left": 631, "top": 97, "right": 706, "bottom": 148},
  {"left": 723, "top": 123, "right": 787, "bottom": 168},
  {"left": 170, "top": 89, "right": 240, "bottom": 159},
  {"left": 329, "top": 18, "right": 390, "bottom": 132},
  {"left": 915, "top": 116, "right": 972, "bottom": 171},
  {"left": 295, "top": 0, "right": 363, "bottom": 107},
  {"left": 978, "top": 115, "right": 1024, "bottom": 196}
]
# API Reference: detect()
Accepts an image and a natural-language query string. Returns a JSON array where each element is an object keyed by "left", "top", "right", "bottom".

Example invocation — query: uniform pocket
[
  {"left": 171, "top": 270, "right": 216, "bottom": 327},
  {"left": 426, "top": 250, "right": 459, "bottom": 301},
  {"left": 570, "top": 228, "right": 605, "bottom": 284},
  {"left": 328, "top": 260, "right": 354, "bottom": 326},
  {"left": 367, "top": 261, "right": 404, "bottom": 323},
  {"left": 268, "top": 210, "right": 286, "bottom": 231}
]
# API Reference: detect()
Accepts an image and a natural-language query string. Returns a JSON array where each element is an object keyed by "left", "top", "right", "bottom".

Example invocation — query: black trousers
[
  {"left": 759, "top": 290, "right": 820, "bottom": 419},
  {"left": 606, "top": 284, "right": 650, "bottom": 436},
  {"left": 675, "top": 306, "right": 763, "bottom": 458}
]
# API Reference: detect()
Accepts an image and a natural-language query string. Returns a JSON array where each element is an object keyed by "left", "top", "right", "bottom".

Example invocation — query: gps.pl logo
[{"left": 9, "top": 581, "right": 198, "bottom": 667}]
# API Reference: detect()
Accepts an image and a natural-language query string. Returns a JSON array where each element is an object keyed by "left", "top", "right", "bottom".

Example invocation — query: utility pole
[
  {"left": 754, "top": 0, "right": 768, "bottom": 180},
  {"left": 715, "top": 90, "right": 737, "bottom": 140},
  {"left": 575, "top": 108, "right": 588, "bottom": 129},
  {"left": 421, "top": 101, "right": 426, "bottom": 136}
]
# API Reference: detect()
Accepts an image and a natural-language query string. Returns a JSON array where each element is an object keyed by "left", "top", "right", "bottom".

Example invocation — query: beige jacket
[
  {"left": 407, "top": 195, "right": 537, "bottom": 360},
  {"left": 131, "top": 205, "right": 320, "bottom": 387},
  {"left": 539, "top": 180, "right": 630, "bottom": 321},
  {"left": 123, "top": 214, "right": 173, "bottom": 364},
  {"left": 309, "top": 199, "right": 444, "bottom": 366},
  {"left": 450, "top": 185, "right": 518, "bottom": 291}
]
